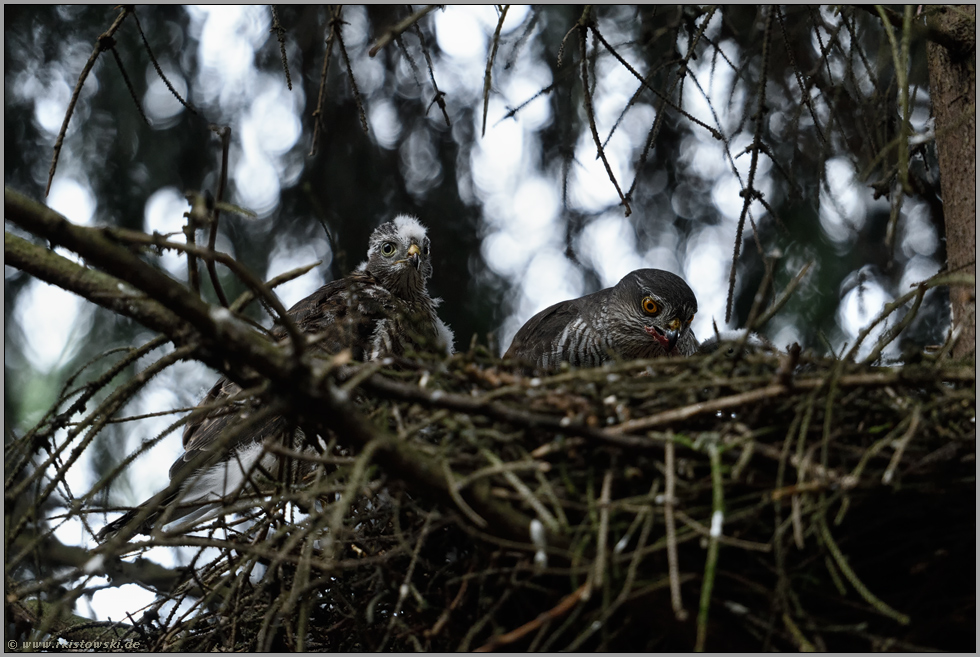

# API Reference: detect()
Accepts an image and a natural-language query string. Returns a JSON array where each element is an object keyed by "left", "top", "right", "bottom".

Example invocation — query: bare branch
[
  {"left": 270, "top": 5, "right": 293, "bottom": 90},
  {"left": 481, "top": 5, "right": 510, "bottom": 137},
  {"left": 206, "top": 124, "right": 232, "bottom": 308},
  {"left": 726, "top": 6, "right": 774, "bottom": 323},
  {"left": 46, "top": 7, "right": 130, "bottom": 196},
  {"left": 132, "top": 8, "right": 197, "bottom": 113},
  {"left": 335, "top": 8, "right": 369, "bottom": 134},
  {"left": 578, "top": 9, "right": 631, "bottom": 216},
  {"left": 369, "top": 4, "right": 438, "bottom": 57},
  {"left": 310, "top": 5, "right": 341, "bottom": 156}
]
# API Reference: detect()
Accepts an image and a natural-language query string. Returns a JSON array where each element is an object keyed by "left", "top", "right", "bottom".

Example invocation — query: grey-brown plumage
[
  {"left": 504, "top": 269, "right": 698, "bottom": 372},
  {"left": 99, "top": 216, "right": 452, "bottom": 539}
]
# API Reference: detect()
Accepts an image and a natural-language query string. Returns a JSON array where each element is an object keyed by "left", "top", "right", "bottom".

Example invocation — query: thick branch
[
  {"left": 5, "top": 232, "right": 187, "bottom": 338},
  {"left": 926, "top": 5, "right": 976, "bottom": 358},
  {"left": 12, "top": 532, "right": 185, "bottom": 593},
  {"left": 5, "top": 187, "right": 291, "bottom": 389}
]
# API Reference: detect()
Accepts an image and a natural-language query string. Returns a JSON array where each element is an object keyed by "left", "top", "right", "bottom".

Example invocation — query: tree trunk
[{"left": 926, "top": 5, "right": 976, "bottom": 358}]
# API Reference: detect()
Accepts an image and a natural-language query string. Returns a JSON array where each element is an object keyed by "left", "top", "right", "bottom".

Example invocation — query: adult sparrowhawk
[{"left": 504, "top": 268, "right": 698, "bottom": 372}]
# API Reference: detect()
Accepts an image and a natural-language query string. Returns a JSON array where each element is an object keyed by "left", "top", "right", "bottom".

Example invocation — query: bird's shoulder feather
[{"left": 504, "top": 296, "right": 590, "bottom": 361}]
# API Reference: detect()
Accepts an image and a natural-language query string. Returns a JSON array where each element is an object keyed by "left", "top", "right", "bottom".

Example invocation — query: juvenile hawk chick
[{"left": 99, "top": 215, "right": 453, "bottom": 538}]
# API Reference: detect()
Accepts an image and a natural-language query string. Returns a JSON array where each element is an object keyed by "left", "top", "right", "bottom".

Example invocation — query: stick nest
[{"left": 14, "top": 348, "right": 978, "bottom": 651}]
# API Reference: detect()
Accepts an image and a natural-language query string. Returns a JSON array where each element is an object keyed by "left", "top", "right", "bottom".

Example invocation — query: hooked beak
[
  {"left": 644, "top": 324, "right": 681, "bottom": 353},
  {"left": 405, "top": 243, "right": 421, "bottom": 270}
]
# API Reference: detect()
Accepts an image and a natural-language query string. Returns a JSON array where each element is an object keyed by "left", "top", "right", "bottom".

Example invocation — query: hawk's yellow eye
[
  {"left": 686, "top": 314, "right": 695, "bottom": 325},
  {"left": 641, "top": 296, "right": 659, "bottom": 315},
  {"left": 381, "top": 242, "right": 397, "bottom": 257}
]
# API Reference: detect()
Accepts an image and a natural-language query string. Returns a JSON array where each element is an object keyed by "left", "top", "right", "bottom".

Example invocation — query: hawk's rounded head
[
  {"left": 611, "top": 269, "right": 698, "bottom": 356},
  {"left": 361, "top": 215, "right": 433, "bottom": 299}
]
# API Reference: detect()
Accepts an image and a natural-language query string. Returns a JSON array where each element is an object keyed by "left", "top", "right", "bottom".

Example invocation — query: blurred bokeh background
[{"left": 4, "top": 5, "right": 951, "bottom": 619}]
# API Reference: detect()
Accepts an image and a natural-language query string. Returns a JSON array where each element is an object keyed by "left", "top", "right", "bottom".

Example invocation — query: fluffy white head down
[{"left": 392, "top": 214, "right": 428, "bottom": 243}]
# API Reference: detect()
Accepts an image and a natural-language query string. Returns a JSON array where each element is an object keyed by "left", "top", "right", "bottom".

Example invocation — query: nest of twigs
[{"left": 8, "top": 346, "right": 976, "bottom": 652}]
